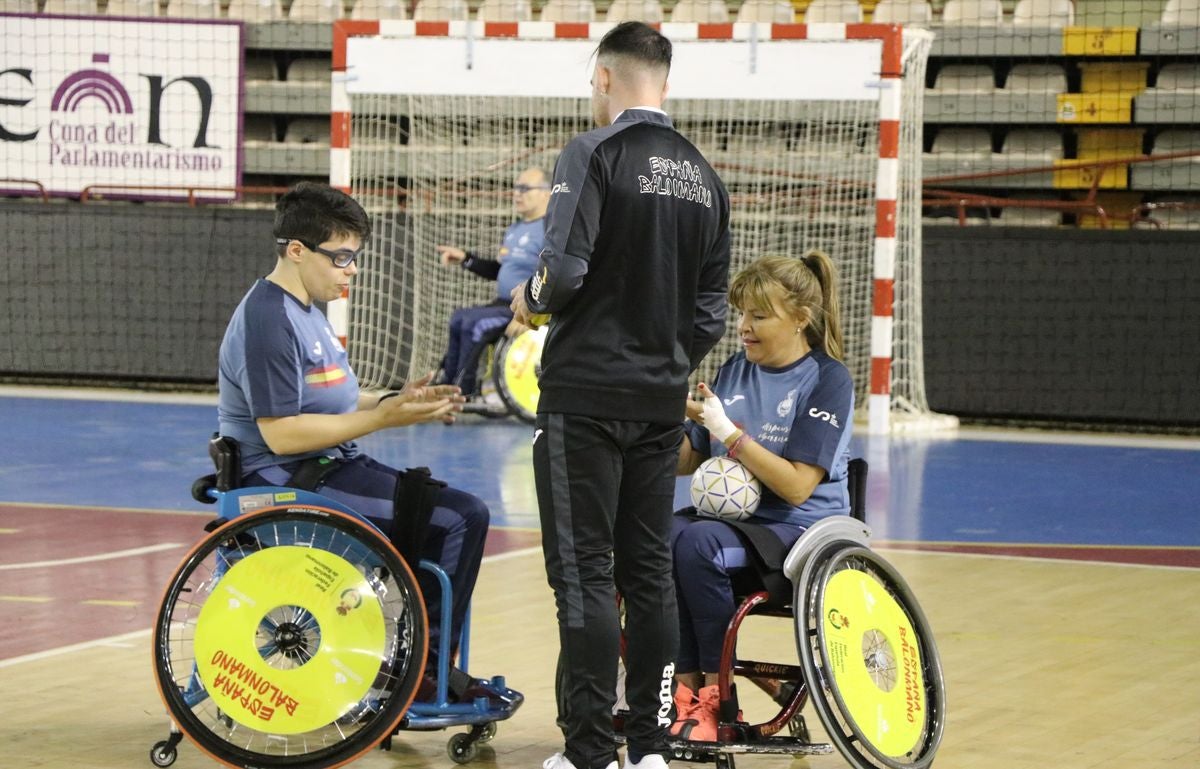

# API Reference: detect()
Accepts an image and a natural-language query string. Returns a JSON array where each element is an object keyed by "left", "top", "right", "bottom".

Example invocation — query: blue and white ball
[{"left": 689, "top": 456, "right": 762, "bottom": 521}]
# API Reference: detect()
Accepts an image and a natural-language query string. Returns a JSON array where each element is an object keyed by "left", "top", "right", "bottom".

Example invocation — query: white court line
[
  {"left": 0, "top": 543, "right": 185, "bottom": 570},
  {"left": 0, "top": 629, "right": 150, "bottom": 669}
]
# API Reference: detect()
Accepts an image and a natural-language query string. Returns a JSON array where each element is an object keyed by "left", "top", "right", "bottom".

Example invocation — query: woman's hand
[{"left": 696, "top": 382, "right": 738, "bottom": 442}]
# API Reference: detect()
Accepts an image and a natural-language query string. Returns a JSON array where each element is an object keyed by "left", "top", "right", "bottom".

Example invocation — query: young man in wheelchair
[
  {"left": 671, "top": 252, "right": 854, "bottom": 741},
  {"left": 216, "top": 182, "right": 493, "bottom": 703}
]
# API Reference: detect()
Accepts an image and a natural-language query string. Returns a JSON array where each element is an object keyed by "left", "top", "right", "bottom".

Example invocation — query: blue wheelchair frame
[{"left": 152, "top": 482, "right": 521, "bottom": 767}]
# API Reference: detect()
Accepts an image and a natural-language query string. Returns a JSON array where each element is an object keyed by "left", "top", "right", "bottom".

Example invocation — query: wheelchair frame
[
  {"left": 654, "top": 460, "right": 947, "bottom": 769},
  {"left": 149, "top": 482, "right": 522, "bottom": 769}
]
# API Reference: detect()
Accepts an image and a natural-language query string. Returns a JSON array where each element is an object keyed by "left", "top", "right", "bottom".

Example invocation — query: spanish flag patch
[{"left": 305, "top": 365, "right": 347, "bottom": 387}]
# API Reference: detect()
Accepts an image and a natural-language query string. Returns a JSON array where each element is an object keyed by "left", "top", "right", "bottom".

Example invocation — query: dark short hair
[
  {"left": 596, "top": 21, "right": 672, "bottom": 74},
  {"left": 273, "top": 182, "right": 371, "bottom": 253}
]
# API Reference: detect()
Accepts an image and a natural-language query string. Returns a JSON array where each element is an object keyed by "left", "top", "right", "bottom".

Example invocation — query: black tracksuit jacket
[{"left": 524, "top": 108, "right": 731, "bottom": 423}]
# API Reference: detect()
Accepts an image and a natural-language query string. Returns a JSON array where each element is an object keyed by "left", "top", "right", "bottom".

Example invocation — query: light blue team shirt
[
  {"left": 494, "top": 217, "right": 545, "bottom": 301},
  {"left": 218, "top": 279, "right": 361, "bottom": 474},
  {"left": 686, "top": 349, "right": 855, "bottom": 527}
]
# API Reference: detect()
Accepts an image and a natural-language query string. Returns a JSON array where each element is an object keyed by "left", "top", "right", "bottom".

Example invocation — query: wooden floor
[{"left": 1, "top": 545, "right": 1196, "bottom": 769}]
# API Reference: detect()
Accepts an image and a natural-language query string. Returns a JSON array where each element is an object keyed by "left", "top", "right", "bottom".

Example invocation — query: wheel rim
[
  {"left": 795, "top": 542, "right": 945, "bottom": 769},
  {"left": 495, "top": 326, "right": 546, "bottom": 420},
  {"left": 153, "top": 505, "right": 428, "bottom": 768}
]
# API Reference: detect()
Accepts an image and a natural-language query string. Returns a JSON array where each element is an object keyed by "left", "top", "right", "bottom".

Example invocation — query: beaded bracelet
[{"left": 726, "top": 431, "right": 750, "bottom": 460}]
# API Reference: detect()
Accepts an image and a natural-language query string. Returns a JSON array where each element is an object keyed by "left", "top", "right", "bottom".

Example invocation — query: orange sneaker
[
  {"left": 670, "top": 683, "right": 719, "bottom": 742},
  {"left": 668, "top": 683, "right": 699, "bottom": 739}
]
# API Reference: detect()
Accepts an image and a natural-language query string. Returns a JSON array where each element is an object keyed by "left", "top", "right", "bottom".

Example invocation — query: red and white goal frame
[{"left": 328, "top": 20, "right": 947, "bottom": 435}]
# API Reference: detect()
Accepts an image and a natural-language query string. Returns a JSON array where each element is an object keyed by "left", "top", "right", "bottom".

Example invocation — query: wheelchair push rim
[
  {"left": 795, "top": 541, "right": 946, "bottom": 769},
  {"left": 494, "top": 325, "right": 546, "bottom": 424},
  {"left": 152, "top": 504, "right": 428, "bottom": 769}
]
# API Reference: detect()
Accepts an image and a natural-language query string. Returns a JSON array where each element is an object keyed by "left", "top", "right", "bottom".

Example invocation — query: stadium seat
[
  {"left": 163, "top": 0, "right": 218, "bottom": 17},
  {"left": 932, "top": 63, "right": 996, "bottom": 92},
  {"left": 477, "top": 0, "right": 533, "bottom": 20},
  {"left": 103, "top": 0, "right": 157, "bottom": 13},
  {"left": 41, "top": 0, "right": 98, "bottom": 13},
  {"left": 413, "top": 0, "right": 469, "bottom": 19},
  {"left": 284, "top": 117, "right": 331, "bottom": 144},
  {"left": 539, "top": 0, "right": 595, "bottom": 21},
  {"left": 670, "top": 0, "right": 728, "bottom": 21},
  {"left": 604, "top": 0, "right": 663, "bottom": 22},
  {"left": 940, "top": 0, "right": 1004, "bottom": 24},
  {"left": 997, "top": 205, "right": 1062, "bottom": 226},
  {"left": 930, "top": 127, "right": 994, "bottom": 157},
  {"left": 243, "top": 54, "right": 279, "bottom": 81},
  {"left": 803, "top": 0, "right": 863, "bottom": 22},
  {"left": 350, "top": 0, "right": 407, "bottom": 17},
  {"left": 1161, "top": 0, "right": 1200, "bottom": 25},
  {"left": 243, "top": 116, "right": 278, "bottom": 143},
  {"left": 1151, "top": 129, "right": 1200, "bottom": 155},
  {"left": 226, "top": 0, "right": 282, "bottom": 20},
  {"left": 286, "top": 0, "right": 342, "bottom": 20},
  {"left": 1011, "top": 0, "right": 1074, "bottom": 27},
  {"left": 1004, "top": 63, "right": 1067, "bottom": 93},
  {"left": 0, "top": 0, "right": 37, "bottom": 11},
  {"left": 286, "top": 57, "right": 332, "bottom": 82},
  {"left": 1153, "top": 62, "right": 1200, "bottom": 91},
  {"left": 1001, "top": 128, "right": 1064, "bottom": 161},
  {"left": 735, "top": 0, "right": 794, "bottom": 22},
  {"left": 871, "top": 0, "right": 933, "bottom": 24}
]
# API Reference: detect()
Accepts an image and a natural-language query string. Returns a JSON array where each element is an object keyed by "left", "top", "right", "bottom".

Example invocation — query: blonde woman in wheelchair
[{"left": 671, "top": 251, "right": 852, "bottom": 742}]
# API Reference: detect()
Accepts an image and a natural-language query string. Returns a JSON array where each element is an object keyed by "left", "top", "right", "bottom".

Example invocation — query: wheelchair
[
  {"left": 457, "top": 324, "right": 546, "bottom": 424},
  {"left": 149, "top": 439, "right": 523, "bottom": 769},
  {"left": 619, "top": 458, "right": 946, "bottom": 769}
]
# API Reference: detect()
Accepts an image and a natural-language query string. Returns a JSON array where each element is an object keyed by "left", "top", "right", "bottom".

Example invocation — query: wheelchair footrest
[
  {"left": 402, "top": 676, "right": 523, "bottom": 730},
  {"left": 669, "top": 737, "right": 835, "bottom": 758}
]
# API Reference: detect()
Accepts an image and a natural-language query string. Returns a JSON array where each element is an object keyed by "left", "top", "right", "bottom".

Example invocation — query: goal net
[{"left": 333, "top": 21, "right": 952, "bottom": 434}]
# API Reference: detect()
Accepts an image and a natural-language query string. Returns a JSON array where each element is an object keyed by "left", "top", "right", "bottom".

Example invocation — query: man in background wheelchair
[
  {"left": 216, "top": 182, "right": 497, "bottom": 705},
  {"left": 435, "top": 166, "right": 550, "bottom": 411}
]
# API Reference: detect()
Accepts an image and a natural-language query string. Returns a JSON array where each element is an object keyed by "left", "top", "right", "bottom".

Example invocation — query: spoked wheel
[
  {"left": 152, "top": 505, "right": 428, "bottom": 769},
  {"left": 494, "top": 325, "right": 547, "bottom": 424},
  {"left": 794, "top": 542, "right": 946, "bottom": 769}
]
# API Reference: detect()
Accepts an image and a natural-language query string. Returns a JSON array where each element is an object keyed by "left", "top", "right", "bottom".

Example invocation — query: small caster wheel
[
  {"left": 447, "top": 732, "right": 479, "bottom": 764},
  {"left": 149, "top": 741, "right": 177, "bottom": 767},
  {"left": 478, "top": 722, "right": 498, "bottom": 743}
]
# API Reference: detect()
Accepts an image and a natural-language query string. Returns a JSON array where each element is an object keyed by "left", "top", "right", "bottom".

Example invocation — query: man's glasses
[
  {"left": 513, "top": 183, "right": 550, "bottom": 194},
  {"left": 276, "top": 238, "right": 362, "bottom": 268}
]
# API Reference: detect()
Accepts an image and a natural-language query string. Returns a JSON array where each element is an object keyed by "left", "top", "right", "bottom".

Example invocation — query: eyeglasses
[
  {"left": 513, "top": 184, "right": 550, "bottom": 194},
  {"left": 276, "top": 238, "right": 362, "bottom": 268}
]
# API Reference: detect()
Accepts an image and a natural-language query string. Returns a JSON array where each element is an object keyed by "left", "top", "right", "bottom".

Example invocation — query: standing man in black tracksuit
[{"left": 510, "top": 21, "right": 731, "bottom": 769}]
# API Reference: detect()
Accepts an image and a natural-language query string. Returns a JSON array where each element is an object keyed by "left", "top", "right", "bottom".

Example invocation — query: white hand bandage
[{"left": 701, "top": 392, "right": 738, "bottom": 442}]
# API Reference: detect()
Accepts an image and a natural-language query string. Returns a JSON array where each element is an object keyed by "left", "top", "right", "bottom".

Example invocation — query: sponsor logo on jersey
[
  {"left": 777, "top": 388, "right": 798, "bottom": 418},
  {"left": 530, "top": 265, "right": 549, "bottom": 303},
  {"left": 808, "top": 407, "right": 841, "bottom": 428},
  {"left": 637, "top": 156, "right": 713, "bottom": 208},
  {"left": 723, "top": 394, "right": 745, "bottom": 406},
  {"left": 532, "top": 429, "right": 544, "bottom": 446},
  {"left": 305, "top": 365, "right": 347, "bottom": 388},
  {"left": 551, "top": 182, "right": 571, "bottom": 195}
]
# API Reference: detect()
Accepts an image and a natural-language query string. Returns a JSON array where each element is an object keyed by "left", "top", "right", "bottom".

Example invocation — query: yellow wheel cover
[
  {"left": 501, "top": 326, "right": 546, "bottom": 415},
  {"left": 820, "top": 566, "right": 927, "bottom": 758},
  {"left": 193, "top": 545, "right": 386, "bottom": 733}
]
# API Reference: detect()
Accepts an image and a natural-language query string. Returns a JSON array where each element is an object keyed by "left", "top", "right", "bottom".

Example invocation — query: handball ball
[{"left": 689, "top": 456, "right": 762, "bottom": 521}]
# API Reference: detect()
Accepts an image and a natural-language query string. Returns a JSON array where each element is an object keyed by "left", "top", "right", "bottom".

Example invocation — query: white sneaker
[
  {"left": 623, "top": 755, "right": 669, "bottom": 769},
  {"left": 543, "top": 754, "right": 619, "bottom": 769}
]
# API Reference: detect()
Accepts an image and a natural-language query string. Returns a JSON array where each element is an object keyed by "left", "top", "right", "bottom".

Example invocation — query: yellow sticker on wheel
[
  {"left": 193, "top": 546, "right": 386, "bottom": 734},
  {"left": 501, "top": 326, "right": 546, "bottom": 416},
  {"left": 820, "top": 567, "right": 926, "bottom": 758}
]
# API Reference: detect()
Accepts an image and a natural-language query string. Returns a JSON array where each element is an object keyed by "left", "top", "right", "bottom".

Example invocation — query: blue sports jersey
[
  {"left": 218, "top": 279, "right": 361, "bottom": 473},
  {"left": 495, "top": 218, "right": 544, "bottom": 301},
  {"left": 686, "top": 349, "right": 854, "bottom": 526}
]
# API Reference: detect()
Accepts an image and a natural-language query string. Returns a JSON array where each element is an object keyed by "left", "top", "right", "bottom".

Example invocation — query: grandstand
[{"left": 1, "top": 0, "right": 1197, "bottom": 431}]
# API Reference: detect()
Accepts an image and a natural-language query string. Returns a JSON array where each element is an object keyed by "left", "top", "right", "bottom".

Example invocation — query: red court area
[{"left": 0, "top": 504, "right": 541, "bottom": 661}]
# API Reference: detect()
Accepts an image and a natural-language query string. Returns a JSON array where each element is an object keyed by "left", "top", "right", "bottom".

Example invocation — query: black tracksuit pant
[{"left": 534, "top": 413, "right": 682, "bottom": 769}]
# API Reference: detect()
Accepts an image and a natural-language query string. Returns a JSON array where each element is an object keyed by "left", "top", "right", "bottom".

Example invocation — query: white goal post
[{"left": 328, "top": 19, "right": 953, "bottom": 435}]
